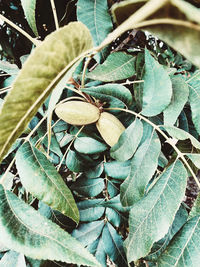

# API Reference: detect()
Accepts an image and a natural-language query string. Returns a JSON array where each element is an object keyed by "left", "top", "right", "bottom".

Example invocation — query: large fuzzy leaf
[
  {"left": 86, "top": 52, "right": 136, "bottom": 82},
  {"left": 125, "top": 160, "right": 187, "bottom": 263},
  {"left": 141, "top": 49, "right": 172, "bottom": 116},
  {"left": 111, "top": 0, "right": 200, "bottom": 68},
  {"left": 77, "top": 0, "right": 113, "bottom": 61},
  {"left": 110, "top": 118, "right": 143, "bottom": 161},
  {"left": 0, "top": 22, "right": 93, "bottom": 163},
  {"left": 0, "top": 185, "right": 101, "bottom": 266},
  {"left": 164, "top": 76, "right": 189, "bottom": 126},
  {"left": 16, "top": 142, "right": 79, "bottom": 223},
  {"left": 157, "top": 215, "right": 200, "bottom": 266},
  {"left": 188, "top": 71, "right": 200, "bottom": 134},
  {"left": 120, "top": 127, "right": 161, "bottom": 206},
  {"left": 21, "top": 0, "right": 38, "bottom": 36}
]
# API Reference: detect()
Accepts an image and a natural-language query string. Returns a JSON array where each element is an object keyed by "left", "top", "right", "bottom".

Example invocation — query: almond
[
  {"left": 55, "top": 101, "right": 100, "bottom": 125},
  {"left": 96, "top": 112, "right": 125, "bottom": 147}
]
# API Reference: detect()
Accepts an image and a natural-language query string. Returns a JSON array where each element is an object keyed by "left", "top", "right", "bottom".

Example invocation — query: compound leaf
[
  {"left": 0, "top": 22, "right": 93, "bottom": 163},
  {"left": 125, "top": 160, "right": 187, "bottom": 263},
  {"left": 0, "top": 185, "right": 101, "bottom": 266},
  {"left": 16, "top": 142, "right": 79, "bottom": 223},
  {"left": 141, "top": 49, "right": 172, "bottom": 116}
]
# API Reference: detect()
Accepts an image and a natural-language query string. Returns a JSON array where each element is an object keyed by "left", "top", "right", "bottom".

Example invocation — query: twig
[
  {"left": 0, "top": 14, "right": 40, "bottom": 46},
  {"left": 50, "top": 0, "right": 59, "bottom": 30}
]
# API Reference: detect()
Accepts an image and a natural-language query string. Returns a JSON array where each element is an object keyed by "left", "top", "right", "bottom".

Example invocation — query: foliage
[{"left": 0, "top": 0, "right": 200, "bottom": 266}]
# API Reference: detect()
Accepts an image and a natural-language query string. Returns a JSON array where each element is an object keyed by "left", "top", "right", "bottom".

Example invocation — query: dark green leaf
[
  {"left": 125, "top": 160, "right": 188, "bottom": 263},
  {"left": 189, "top": 192, "right": 200, "bottom": 219},
  {"left": 72, "top": 221, "right": 104, "bottom": 247},
  {"left": 74, "top": 137, "right": 107, "bottom": 154},
  {"left": 102, "top": 222, "right": 128, "bottom": 266},
  {"left": 164, "top": 76, "right": 189, "bottom": 125},
  {"left": 0, "top": 185, "right": 101, "bottom": 266},
  {"left": 107, "top": 180, "right": 119, "bottom": 198},
  {"left": 110, "top": 118, "right": 143, "bottom": 161},
  {"left": 105, "top": 208, "right": 127, "bottom": 228},
  {"left": 141, "top": 49, "right": 172, "bottom": 116},
  {"left": 101, "top": 195, "right": 130, "bottom": 213},
  {"left": 121, "top": 128, "right": 161, "bottom": 206},
  {"left": 87, "top": 237, "right": 107, "bottom": 267},
  {"left": 0, "top": 22, "right": 93, "bottom": 163},
  {"left": 16, "top": 142, "right": 79, "bottom": 223},
  {"left": 157, "top": 215, "right": 200, "bottom": 266},
  {"left": 83, "top": 83, "right": 133, "bottom": 107},
  {"left": 84, "top": 162, "right": 104, "bottom": 178},
  {"left": 71, "top": 177, "right": 104, "bottom": 197},
  {"left": 66, "top": 150, "right": 87, "bottom": 172},
  {"left": 77, "top": 0, "right": 113, "bottom": 61},
  {"left": 86, "top": 52, "right": 136, "bottom": 82},
  {"left": 104, "top": 160, "right": 131, "bottom": 180}
]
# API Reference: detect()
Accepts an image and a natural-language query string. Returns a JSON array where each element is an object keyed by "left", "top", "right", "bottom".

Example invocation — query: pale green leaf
[
  {"left": 162, "top": 125, "right": 200, "bottom": 149},
  {"left": 74, "top": 137, "right": 107, "bottom": 154},
  {"left": 125, "top": 160, "right": 188, "bottom": 262},
  {"left": 86, "top": 52, "right": 136, "bottom": 82},
  {"left": 0, "top": 22, "right": 93, "bottom": 163},
  {"left": 0, "top": 251, "right": 26, "bottom": 267},
  {"left": 141, "top": 49, "right": 172, "bottom": 116},
  {"left": 72, "top": 221, "right": 104, "bottom": 247},
  {"left": 164, "top": 76, "right": 189, "bottom": 126},
  {"left": 110, "top": 118, "right": 143, "bottom": 161},
  {"left": 77, "top": 0, "right": 113, "bottom": 61},
  {"left": 0, "top": 185, "right": 101, "bottom": 266},
  {"left": 120, "top": 128, "right": 161, "bottom": 206},
  {"left": 157, "top": 215, "right": 200, "bottom": 267},
  {"left": 21, "top": 0, "right": 38, "bottom": 36},
  {"left": 188, "top": 71, "right": 200, "bottom": 134},
  {"left": 16, "top": 142, "right": 79, "bottom": 223}
]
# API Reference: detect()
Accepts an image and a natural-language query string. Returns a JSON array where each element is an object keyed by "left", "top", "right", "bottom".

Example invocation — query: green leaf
[
  {"left": 102, "top": 222, "right": 128, "bottom": 266},
  {"left": 72, "top": 221, "right": 104, "bottom": 247},
  {"left": 86, "top": 52, "right": 136, "bottom": 82},
  {"left": 83, "top": 83, "right": 133, "bottom": 107},
  {"left": 125, "top": 160, "right": 188, "bottom": 263},
  {"left": 0, "top": 185, "right": 101, "bottom": 266},
  {"left": 74, "top": 137, "right": 107, "bottom": 154},
  {"left": 0, "top": 60, "right": 19, "bottom": 75},
  {"left": 110, "top": 118, "right": 143, "bottom": 161},
  {"left": 157, "top": 215, "right": 200, "bottom": 267},
  {"left": 141, "top": 49, "right": 172, "bottom": 116},
  {"left": 16, "top": 142, "right": 79, "bottom": 223},
  {"left": 87, "top": 237, "right": 107, "bottom": 267},
  {"left": 185, "top": 154, "right": 200, "bottom": 169},
  {"left": 0, "top": 251, "right": 26, "bottom": 267},
  {"left": 101, "top": 195, "right": 130, "bottom": 213},
  {"left": 66, "top": 150, "right": 88, "bottom": 172},
  {"left": 71, "top": 177, "right": 104, "bottom": 197},
  {"left": 105, "top": 208, "right": 127, "bottom": 228},
  {"left": 120, "top": 128, "right": 161, "bottom": 206},
  {"left": 77, "top": 199, "right": 105, "bottom": 222},
  {"left": 84, "top": 162, "right": 104, "bottom": 178},
  {"left": 162, "top": 125, "right": 200, "bottom": 150},
  {"left": 77, "top": 0, "right": 113, "bottom": 61},
  {"left": 164, "top": 76, "right": 189, "bottom": 126},
  {"left": 189, "top": 192, "right": 200, "bottom": 219},
  {"left": 104, "top": 160, "right": 131, "bottom": 180},
  {"left": 0, "top": 22, "right": 93, "bottom": 163},
  {"left": 20, "top": 0, "right": 38, "bottom": 36},
  {"left": 188, "top": 71, "right": 200, "bottom": 134}
]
